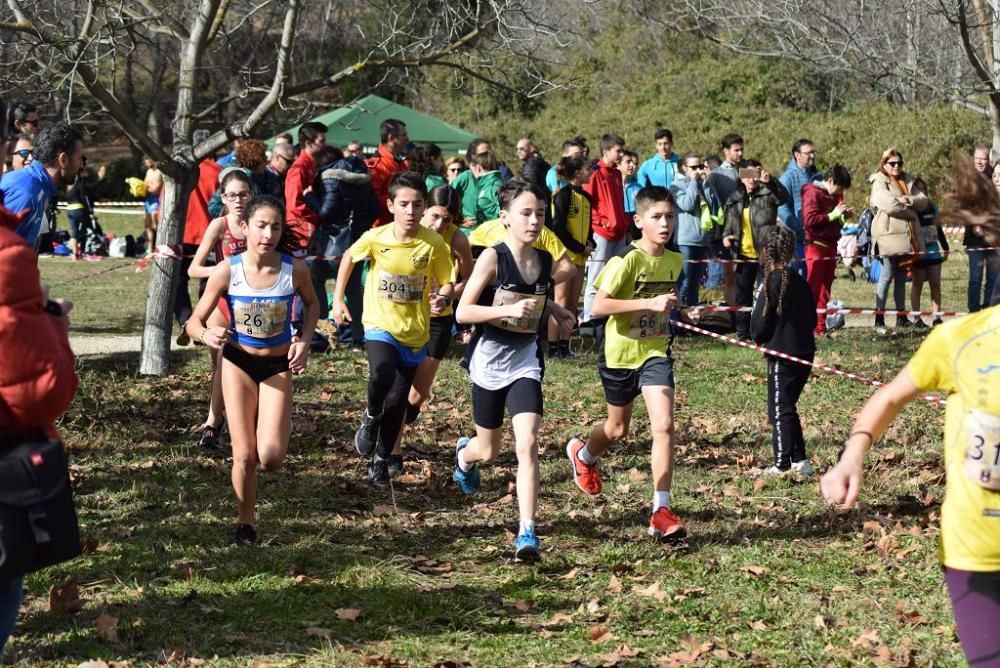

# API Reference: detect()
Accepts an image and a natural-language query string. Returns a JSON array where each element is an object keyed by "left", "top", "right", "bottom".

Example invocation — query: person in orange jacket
[
  {"left": 366, "top": 119, "right": 409, "bottom": 226},
  {"left": 0, "top": 201, "right": 78, "bottom": 653}
]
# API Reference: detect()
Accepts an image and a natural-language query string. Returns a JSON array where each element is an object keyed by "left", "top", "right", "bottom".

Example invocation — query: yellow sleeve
[
  {"left": 348, "top": 231, "right": 373, "bottom": 262},
  {"left": 432, "top": 238, "right": 454, "bottom": 286},
  {"left": 906, "top": 324, "right": 954, "bottom": 394},
  {"left": 538, "top": 227, "right": 568, "bottom": 261},
  {"left": 594, "top": 256, "right": 627, "bottom": 296}
]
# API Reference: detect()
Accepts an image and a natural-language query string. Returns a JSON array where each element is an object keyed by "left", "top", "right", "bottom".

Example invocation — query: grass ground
[{"left": 18, "top": 227, "right": 971, "bottom": 666}]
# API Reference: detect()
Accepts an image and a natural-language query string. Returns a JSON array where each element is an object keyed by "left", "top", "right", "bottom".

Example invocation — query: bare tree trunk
[{"left": 139, "top": 169, "right": 196, "bottom": 375}]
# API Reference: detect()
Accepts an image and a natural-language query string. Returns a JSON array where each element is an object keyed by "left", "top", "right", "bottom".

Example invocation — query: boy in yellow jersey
[
  {"left": 332, "top": 172, "right": 455, "bottom": 487},
  {"left": 822, "top": 160, "right": 1000, "bottom": 666},
  {"left": 469, "top": 216, "right": 576, "bottom": 280},
  {"left": 566, "top": 185, "right": 698, "bottom": 542}
]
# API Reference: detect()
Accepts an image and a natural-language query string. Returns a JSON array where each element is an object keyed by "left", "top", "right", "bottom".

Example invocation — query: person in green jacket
[
  {"left": 409, "top": 143, "right": 447, "bottom": 192},
  {"left": 473, "top": 150, "right": 503, "bottom": 226}
]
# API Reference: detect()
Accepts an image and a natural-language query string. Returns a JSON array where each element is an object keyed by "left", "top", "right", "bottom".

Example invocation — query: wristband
[{"left": 200, "top": 328, "right": 209, "bottom": 344}]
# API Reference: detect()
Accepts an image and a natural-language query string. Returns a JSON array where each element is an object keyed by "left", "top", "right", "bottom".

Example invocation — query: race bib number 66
[
  {"left": 628, "top": 311, "right": 669, "bottom": 339},
  {"left": 963, "top": 409, "right": 1000, "bottom": 491}
]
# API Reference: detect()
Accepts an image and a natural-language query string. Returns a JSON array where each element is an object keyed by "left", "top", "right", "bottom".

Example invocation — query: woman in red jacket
[
  {"left": 0, "top": 202, "right": 78, "bottom": 653},
  {"left": 802, "top": 165, "right": 853, "bottom": 335}
]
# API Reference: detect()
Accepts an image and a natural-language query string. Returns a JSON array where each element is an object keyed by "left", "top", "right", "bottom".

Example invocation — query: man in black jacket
[
  {"left": 517, "top": 138, "right": 551, "bottom": 199},
  {"left": 721, "top": 160, "right": 791, "bottom": 339}
]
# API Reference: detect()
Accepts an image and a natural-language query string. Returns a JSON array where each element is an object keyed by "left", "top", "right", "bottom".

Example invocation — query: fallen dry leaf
[
  {"left": 305, "top": 626, "right": 333, "bottom": 639},
  {"left": 544, "top": 612, "right": 574, "bottom": 627},
  {"left": 627, "top": 467, "right": 647, "bottom": 482},
  {"left": 606, "top": 574, "right": 623, "bottom": 594},
  {"left": 513, "top": 600, "right": 535, "bottom": 613},
  {"left": 632, "top": 581, "right": 667, "bottom": 602},
  {"left": 556, "top": 568, "right": 580, "bottom": 580},
  {"left": 874, "top": 645, "right": 894, "bottom": 663},
  {"left": 750, "top": 620, "right": 768, "bottom": 631},
  {"left": 587, "top": 625, "right": 613, "bottom": 643},
  {"left": 814, "top": 615, "right": 827, "bottom": 630},
  {"left": 49, "top": 578, "right": 83, "bottom": 614},
  {"left": 616, "top": 644, "right": 641, "bottom": 657},
  {"left": 852, "top": 628, "right": 881, "bottom": 648},
  {"left": 752, "top": 478, "right": 767, "bottom": 491},
  {"left": 742, "top": 565, "right": 770, "bottom": 577},
  {"left": 894, "top": 602, "right": 928, "bottom": 626},
  {"left": 372, "top": 505, "right": 395, "bottom": 517},
  {"left": 95, "top": 613, "right": 119, "bottom": 643},
  {"left": 335, "top": 607, "right": 363, "bottom": 621}
]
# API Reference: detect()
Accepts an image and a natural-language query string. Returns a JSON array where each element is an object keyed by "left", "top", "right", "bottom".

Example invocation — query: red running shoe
[
  {"left": 648, "top": 506, "right": 687, "bottom": 542},
  {"left": 566, "top": 437, "right": 601, "bottom": 496}
]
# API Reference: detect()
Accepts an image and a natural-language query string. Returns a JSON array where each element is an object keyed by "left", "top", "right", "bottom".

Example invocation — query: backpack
[{"left": 83, "top": 218, "right": 108, "bottom": 255}]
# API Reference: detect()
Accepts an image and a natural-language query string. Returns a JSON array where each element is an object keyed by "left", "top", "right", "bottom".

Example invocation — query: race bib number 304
[
  {"left": 963, "top": 410, "right": 1000, "bottom": 491},
  {"left": 491, "top": 289, "right": 546, "bottom": 333},
  {"left": 378, "top": 271, "right": 425, "bottom": 303},
  {"left": 234, "top": 299, "right": 287, "bottom": 339}
]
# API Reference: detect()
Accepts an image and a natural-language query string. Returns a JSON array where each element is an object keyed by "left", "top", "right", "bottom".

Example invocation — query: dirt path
[{"left": 70, "top": 335, "right": 187, "bottom": 356}]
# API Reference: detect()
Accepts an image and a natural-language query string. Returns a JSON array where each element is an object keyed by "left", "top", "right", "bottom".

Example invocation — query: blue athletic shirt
[{"left": 227, "top": 254, "right": 295, "bottom": 348}]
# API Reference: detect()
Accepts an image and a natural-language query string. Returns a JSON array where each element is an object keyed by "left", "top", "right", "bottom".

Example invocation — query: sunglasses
[
  {"left": 686, "top": 164, "right": 704, "bottom": 170},
  {"left": 885, "top": 160, "right": 903, "bottom": 167},
  {"left": 13, "top": 149, "right": 32, "bottom": 160}
]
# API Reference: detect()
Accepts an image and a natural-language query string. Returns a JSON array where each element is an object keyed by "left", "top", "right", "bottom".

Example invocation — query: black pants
[
  {"left": 366, "top": 341, "right": 419, "bottom": 458},
  {"left": 767, "top": 357, "right": 810, "bottom": 469},
  {"left": 174, "top": 243, "right": 204, "bottom": 327},
  {"left": 735, "top": 259, "right": 760, "bottom": 338}
]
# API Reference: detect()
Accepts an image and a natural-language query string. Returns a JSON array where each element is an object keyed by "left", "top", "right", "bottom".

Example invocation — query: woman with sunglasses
[
  {"left": 8, "top": 135, "right": 32, "bottom": 172},
  {"left": 445, "top": 157, "right": 466, "bottom": 184},
  {"left": 187, "top": 169, "right": 252, "bottom": 451},
  {"left": 869, "top": 148, "right": 928, "bottom": 330}
]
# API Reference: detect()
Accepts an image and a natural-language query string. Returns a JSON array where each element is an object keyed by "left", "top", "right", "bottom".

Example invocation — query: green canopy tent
[{"left": 268, "top": 94, "right": 476, "bottom": 155}]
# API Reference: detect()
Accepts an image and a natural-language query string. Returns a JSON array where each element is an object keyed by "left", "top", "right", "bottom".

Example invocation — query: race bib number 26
[
  {"left": 234, "top": 299, "right": 287, "bottom": 339},
  {"left": 963, "top": 410, "right": 1000, "bottom": 491}
]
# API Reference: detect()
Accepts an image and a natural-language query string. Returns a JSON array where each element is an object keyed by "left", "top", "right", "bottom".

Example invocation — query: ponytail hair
[{"left": 759, "top": 224, "right": 796, "bottom": 317}]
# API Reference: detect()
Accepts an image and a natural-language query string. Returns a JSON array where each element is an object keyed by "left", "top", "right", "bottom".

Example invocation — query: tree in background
[
  {"left": 0, "top": 0, "right": 573, "bottom": 374},
  {"left": 651, "top": 0, "right": 1000, "bottom": 156}
]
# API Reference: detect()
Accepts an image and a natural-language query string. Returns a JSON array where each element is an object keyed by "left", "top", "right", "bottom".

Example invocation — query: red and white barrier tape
[
  {"left": 669, "top": 318, "right": 947, "bottom": 407},
  {"left": 692, "top": 304, "right": 967, "bottom": 318}
]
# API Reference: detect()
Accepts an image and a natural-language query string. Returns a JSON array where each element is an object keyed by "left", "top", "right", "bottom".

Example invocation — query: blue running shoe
[
  {"left": 513, "top": 529, "right": 540, "bottom": 563},
  {"left": 452, "top": 437, "right": 479, "bottom": 494}
]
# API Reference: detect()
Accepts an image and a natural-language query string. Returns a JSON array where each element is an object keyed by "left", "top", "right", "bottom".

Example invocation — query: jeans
[
  {"left": 0, "top": 576, "right": 22, "bottom": 654},
  {"left": 678, "top": 245, "right": 709, "bottom": 306},
  {"left": 875, "top": 257, "right": 907, "bottom": 317},
  {"left": 583, "top": 234, "right": 629, "bottom": 322},
  {"left": 968, "top": 248, "right": 1000, "bottom": 313}
]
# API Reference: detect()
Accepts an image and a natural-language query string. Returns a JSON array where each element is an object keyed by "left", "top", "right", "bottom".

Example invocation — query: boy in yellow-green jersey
[
  {"left": 332, "top": 171, "right": 454, "bottom": 487},
  {"left": 566, "top": 185, "right": 697, "bottom": 542}
]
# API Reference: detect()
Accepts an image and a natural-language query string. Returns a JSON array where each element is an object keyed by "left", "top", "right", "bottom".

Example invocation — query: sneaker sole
[
  {"left": 514, "top": 546, "right": 541, "bottom": 563},
  {"left": 648, "top": 526, "right": 688, "bottom": 543},
  {"left": 566, "top": 439, "right": 600, "bottom": 496}
]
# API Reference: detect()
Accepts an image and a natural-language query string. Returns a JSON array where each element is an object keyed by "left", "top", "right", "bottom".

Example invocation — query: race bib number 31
[
  {"left": 491, "top": 289, "right": 546, "bottom": 333},
  {"left": 235, "top": 299, "right": 287, "bottom": 339},
  {"left": 963, "top": 410, "right": 1000, "bottom": 491},
  {"left": 378, "top": 271, "right": 425, "bottom": 303}
]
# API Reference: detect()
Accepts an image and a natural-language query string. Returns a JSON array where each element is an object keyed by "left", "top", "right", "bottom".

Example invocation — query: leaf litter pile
[{"left": 7, "top": 332, "right": 965, "bottom": 666}]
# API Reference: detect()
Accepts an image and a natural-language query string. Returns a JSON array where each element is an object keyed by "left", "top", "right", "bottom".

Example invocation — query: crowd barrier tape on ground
[{"left": 669, "top": 318, "right": 947, "bottom": 407}]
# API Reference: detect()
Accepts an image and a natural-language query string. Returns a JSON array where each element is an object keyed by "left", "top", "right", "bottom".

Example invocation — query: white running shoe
[
  {"left": 791, "top": 459, "right": 814, "bottom": 477},
  {"left": 762, "top": 466, "right": 787, "bottom": 477}
]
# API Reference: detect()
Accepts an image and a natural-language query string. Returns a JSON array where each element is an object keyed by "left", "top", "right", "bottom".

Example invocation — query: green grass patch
[{"left": 7, "top": 279, "right": 965, "bottom": 665}]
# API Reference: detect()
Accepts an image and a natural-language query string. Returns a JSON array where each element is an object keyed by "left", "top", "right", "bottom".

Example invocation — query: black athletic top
[
  {"left": 476, "top": 242, "right": 552, "bottom": 345},
  {"left": 749, "top": 267, "right": 816, "bottom": 359}
]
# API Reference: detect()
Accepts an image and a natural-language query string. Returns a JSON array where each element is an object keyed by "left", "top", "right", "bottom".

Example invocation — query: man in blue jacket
[
  {"left": 637, "top": 128, "right": 680, "bottom": 189},
  {"left": 778, "top": 138, "right": 822, "bottom": 276},
  {"left": 0, "top": 122, "right": 83, "bottom": 251},
  {"left": 671, "top": 153, "right": 720, "bottom": 306}
]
